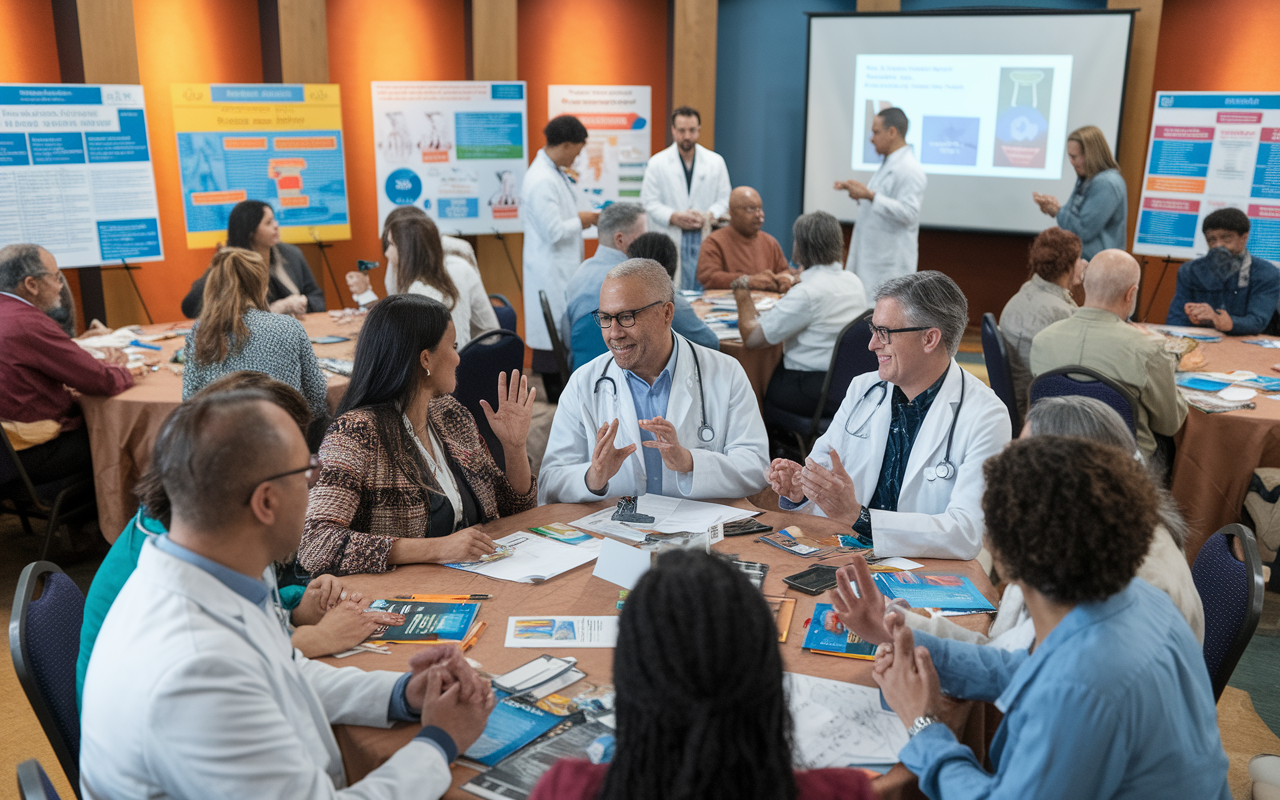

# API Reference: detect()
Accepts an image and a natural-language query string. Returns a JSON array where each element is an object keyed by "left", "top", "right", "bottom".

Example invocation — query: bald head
[
  {"left": 1082, "top": 249, "right": 1141, "bottom": 317},
  {"left": 728, "top": 186, "right": 765, "bottom": 237}
]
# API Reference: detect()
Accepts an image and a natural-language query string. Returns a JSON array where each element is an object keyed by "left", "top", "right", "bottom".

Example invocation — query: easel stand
[
  {"left": 1139, "top": 255, "right": 1181, "bottom": 322},
  {"left": 309, "top": 234, "right": 346, "bottom": 309}
]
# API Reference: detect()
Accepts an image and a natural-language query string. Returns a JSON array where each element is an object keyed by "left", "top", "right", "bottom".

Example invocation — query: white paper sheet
[
  {"left": 784, "top": 672, "right": 909, "bottom": 766},
  {"left": 445, "top": 532, "right": 600, "bottom": 583},
  {"left": 570, "top": 496, "right": 756, "bottom": 539},
  {"left": 592, "top": 537, "right": 652, "bottom": 589},
  {"left": 504, "top": 616, "right": 620, "bottom": 648},
  {"left": 876, "top": 557, "right": 923, "bottom": 571}
]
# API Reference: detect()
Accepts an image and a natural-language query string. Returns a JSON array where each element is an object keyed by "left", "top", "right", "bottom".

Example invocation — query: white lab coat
[
  {"left": 522, "top": 149, "right": 584, "bottom": 351},
  {"left": 844, "top": 145, "right": 928, "bottom": 296},
  {"left": 797, "top": 361, "right": 1011, "bottom": 560},
  {"left": 640, "top": 143, "right": 732, "bottom": 285},
  {"left": 538, "top": 334, "right": 769, "bottom": 504},
  {"left": 80, "top": 542, "right": 451, "bottom": 800}
]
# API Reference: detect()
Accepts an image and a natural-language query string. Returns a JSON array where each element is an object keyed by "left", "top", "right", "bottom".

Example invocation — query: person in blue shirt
[
  {"left": 626, "top": 232, "right": 719, "bottom": 351},
  {"left": 1033, "top": 126, "right": 1128, "bottom": 260},
  {"left": 842, "top": 435, "right": 1230, "bottom": 800},
  {"left": 1165, "top": 207, "right": 1279, "bottom": 335}
]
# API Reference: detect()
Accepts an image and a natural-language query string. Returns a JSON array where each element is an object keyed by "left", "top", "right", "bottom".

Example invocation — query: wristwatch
[{"left": 906, "top": 715, "right": 942, "bottom": 739}]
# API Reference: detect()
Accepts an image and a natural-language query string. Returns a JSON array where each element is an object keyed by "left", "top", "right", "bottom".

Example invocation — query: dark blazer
[{"left": 181, "top": 242, "right": 326, "bottom": 318}]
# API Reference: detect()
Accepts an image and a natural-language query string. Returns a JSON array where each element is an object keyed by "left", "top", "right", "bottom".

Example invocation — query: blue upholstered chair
[
  {"left": 455, "top": 329, "right": 525, "bottom": 467},
  {"left": 1192, "top": 524, "right": 1265, "bottom": 701},
  {"left": 488, "top": 293, "right": 517, "bottom": 333},
  {"left": 17, "top": 759, "right": 63, "bottom": 800},
  {"left": 980, "top": 312, "right": 1021, "bottom": 432},
  {"left": 0, "top": 425, "right": 98, "bottom": 562},
  {"left": 1029, "top": 365, "right": 1138, "bottom": 436}
]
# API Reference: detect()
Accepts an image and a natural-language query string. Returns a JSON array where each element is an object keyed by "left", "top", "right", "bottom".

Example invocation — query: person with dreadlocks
[{"left": 529, "top": 549, "right": 875, "bottom": 800}]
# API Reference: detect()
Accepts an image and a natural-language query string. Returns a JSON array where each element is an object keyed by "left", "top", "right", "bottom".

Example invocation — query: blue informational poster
[{"left": 0, "top": 84, "right": 163, "bottom": 267}]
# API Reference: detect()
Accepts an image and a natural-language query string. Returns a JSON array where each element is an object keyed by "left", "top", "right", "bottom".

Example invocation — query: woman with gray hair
[{"left": 733, "top": 211, "right": 868, "bottom": 420}]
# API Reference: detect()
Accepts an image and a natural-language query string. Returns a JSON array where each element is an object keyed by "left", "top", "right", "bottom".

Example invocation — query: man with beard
[{"left": 1165, "top": 207, "right": 1280, "bottom": 335}]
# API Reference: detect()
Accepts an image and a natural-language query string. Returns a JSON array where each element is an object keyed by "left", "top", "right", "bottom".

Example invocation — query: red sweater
[
  {"left": 528, "top": 760, "right": 875, "bottom": 800},
  {"left": 0, "top": 293, "right": 133, "bottom": 431}
]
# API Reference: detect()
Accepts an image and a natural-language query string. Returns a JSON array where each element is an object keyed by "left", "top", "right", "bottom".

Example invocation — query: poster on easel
[
  {"left": 0, "top": 84, "right": 162, "bottom": 267},
  {"left": 171, "top": 83, "right": 350, "bottom": 248},
  {"left": 371, "top": 81, "right": 529, "bottom": 236},
  {"left": 547, "top": 85, "right": 651, "bottom": 212},
  {"left": 1135, "top": 91, "right": 1280, "bottom": 261}
]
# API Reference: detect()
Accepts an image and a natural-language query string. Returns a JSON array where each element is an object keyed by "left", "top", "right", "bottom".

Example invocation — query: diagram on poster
[
  {"left": 171, "top": 84, "right": 350, "bottom": 248},
  {"left": 372, "top": 82, "right": 528, "bottom": 236},
  {"left": 0, "top": 84, "right": 162, "bottom": 267},
  {"left": 852, "top": 54, "right": 1073, "bottom": 179},
  {"left": 1135, "top": 92, "right": 1280, "bottom": 261},
  {"left": 548, "top": 85, "right": 650, "bottom": 210}
]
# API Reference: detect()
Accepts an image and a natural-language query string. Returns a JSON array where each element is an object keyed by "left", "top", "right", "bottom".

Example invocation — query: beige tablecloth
[
  {"left": 322, "top": 501, "right": 995, "bottom": 800},
  {"left": 79, "top": 312, "right": 362, "bottom": 542}
]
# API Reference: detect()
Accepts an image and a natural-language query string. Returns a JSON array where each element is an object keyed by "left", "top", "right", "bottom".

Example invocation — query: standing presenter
[
  {"left": 1032, "top": 126, "right": 1127, "bottom": 260},
  {"left": 835, "top": 108, "right": 927, "bottom": 295}
]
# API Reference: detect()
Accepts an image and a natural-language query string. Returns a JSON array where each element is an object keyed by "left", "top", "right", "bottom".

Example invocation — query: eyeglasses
[
  {"left": 592, "top": 300, "right": 665, "bottom": 329},
  {"left": 867, "top": 321, "right": 930, "bottom": 345},
  {"left": 243, "top": 454, "right": 320, "bottom": 505}
]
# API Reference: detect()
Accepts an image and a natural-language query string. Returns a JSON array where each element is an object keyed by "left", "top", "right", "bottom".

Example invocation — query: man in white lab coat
[
  {"left": 836, "top": 107, "right": 928, "bottom": 296},
  {"left": 766, "top": 271, "right": 1010, "bottom": 560},
  {"left": 522, "top": 114, "right": 600, "bottom": 401},
  {"left": 81, "top": 390, "right": 496, "bottom": 800},
  {"left": 539, "top": 258, "right": 768, "bottom": 504},
  {"left": 640, "top": 106, "right": 732, "bottom": 291}
]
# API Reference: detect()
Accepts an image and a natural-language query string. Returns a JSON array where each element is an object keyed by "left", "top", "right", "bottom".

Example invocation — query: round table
[{"left": 690, "top": 290, "right": 784, "bottom": 409}]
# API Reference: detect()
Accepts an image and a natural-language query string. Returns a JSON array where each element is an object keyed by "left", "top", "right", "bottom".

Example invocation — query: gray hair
[
  {"left": 597, "top": 202, "right": 645, "bottom": 245},
  {"left": 877, "top": 107, "right": 909, "bottom": 137},
  {"left": 605, "top": 258, "right": 674, "bottom": 303},
  {"left": 0, "top": 243, "right": 46, "bottom": 293},
  {"left": 791, "top": 211, "right": 844, "bottom": 269},
  {"left": 874, "top": 271, "right": 967, "bottom": 356},
  {"left": 1025, "top": 396, "right": 1188, "bottom": 548}
]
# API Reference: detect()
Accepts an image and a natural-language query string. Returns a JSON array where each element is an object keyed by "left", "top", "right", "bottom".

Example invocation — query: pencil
[
  {"left": 392, "top": 594, "right": 491, "bottom": 602},
  {"left": 461, "top": 621, "right": 487, "bottom": 651}
]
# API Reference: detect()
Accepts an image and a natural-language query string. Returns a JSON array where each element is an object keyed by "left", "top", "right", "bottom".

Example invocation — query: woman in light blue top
[{"left": 1033, "top": 126, "right": 1128, "bottom": 259}]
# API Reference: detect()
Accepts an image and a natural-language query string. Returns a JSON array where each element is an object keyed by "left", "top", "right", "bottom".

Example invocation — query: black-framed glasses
[
  {"left": 243, "top": 454, "right": 320, "bottom": 505},
  {"left": 592, "top": 300, "right": 664, "bottom": 329},
  {"left": 867, "top": 321, "right": 930, "bottom": 345}
]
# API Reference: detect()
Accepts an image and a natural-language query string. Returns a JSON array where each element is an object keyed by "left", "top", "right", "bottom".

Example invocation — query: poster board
[
  {"left": 0, "top": 84, "right": 162, "bottom": 267},
  {"left": 171, "top": 83, "right": 350, "bottom": 248},
  {"left": 1135, "top": 92, "right": 1280, "bottom": 261},
  {"left": 547, "top": 85, "right": 651, "bottom": 210},
  {"left": 371, "top": 81, "right": 529, "bottom": 236}
]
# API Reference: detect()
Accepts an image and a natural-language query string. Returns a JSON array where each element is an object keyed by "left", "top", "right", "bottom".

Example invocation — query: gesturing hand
[
  {"left": 766, "top": 458, "right": 805, "bottom": 504},
  {"left": 800, "top": 451, "right": 862, "bottom": 527},
  {"left": 1032, "top": 192, "right": 1061, "bottom": 217},
  {"left": 873, "top": 613, "right": 945, "bottom": 729},
  {"left": 638, "top": 416, "right": 694, "bottom": 474},
  {"left": 586, "top": 419, "right": 636, "bottom": 494},
  {"left": 480, "top": 370, "right": 535, "bottom": 451},
  {"left": 835, "top": 179, "right": 873, "bottom": 201},
  {"left": 832, "top": 555, "right": 894, "bottom": 646}
]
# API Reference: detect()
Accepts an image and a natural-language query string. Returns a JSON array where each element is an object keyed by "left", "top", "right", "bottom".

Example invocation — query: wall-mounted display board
[
  {"left": 547, "top": 85, "right": 651, "bottom": 210},
  {"left": 1135, "top": 92, "right": 1280, "bottom": 261},
  {"left": 0, "top": 84, "right": 162, "bottom": 267},
  {"left": 372, "top": 81, "right": 529, "bottom": 236},
  {"left": 171, "top": 84, "right": 350, "bottom": 248}
]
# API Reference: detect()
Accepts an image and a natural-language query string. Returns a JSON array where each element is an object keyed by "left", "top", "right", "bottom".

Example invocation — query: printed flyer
[{"left": 547, "top": 85, "right": 650, "bottom": 210}]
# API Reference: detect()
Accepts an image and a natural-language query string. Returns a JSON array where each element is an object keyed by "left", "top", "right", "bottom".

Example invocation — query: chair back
[
  {"left": 455, "top": 330, "right": 525, "bottom": 466},
  {"left": 569, "top": 314, "right": 607, "bottom": 372},
  {"left": 10, "top": 562, "right": 83, "bottom": 795},
  {"left": 818, "top": 310, "right": 878, "bottom": 424},
  {"left": 980, "top": 312, "right": 1022, "bottom": 432},
  {"left": 488, "top": 293, "right": 517, "bottom": 333},
  {"left": 1028, "top": 365, "right": 1138, "bottom": 435},
  {"left": 0, "top": 423, "right": 32, "bottom": 493},
  {"left": 538, "top": 291, "right": 572, "bottom": 385},
  {"left": 16, "top": 759, "right": 62, "bottom": 800},
  {"left": 1192, "top": 524, "right": 1265, "bottom": 701}
]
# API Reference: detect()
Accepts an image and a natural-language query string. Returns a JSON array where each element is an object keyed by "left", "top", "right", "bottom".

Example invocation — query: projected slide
[{"left": 852, "top": 55, "right": 1073, "bottom": 179}]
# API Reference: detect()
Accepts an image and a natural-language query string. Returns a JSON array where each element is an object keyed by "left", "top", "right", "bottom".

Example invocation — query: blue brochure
[
  {"left": 873, "top": 572, "right": 996, "bottom": 612},
  {"left": 801, "top": 603, "right": 878, "bottom": 659},
  {"left": 464, "top": 695, "right": 564, "bottom": 766},
  {"left": 1175, "top": 374, "right": 1232, "bottom": 393}
]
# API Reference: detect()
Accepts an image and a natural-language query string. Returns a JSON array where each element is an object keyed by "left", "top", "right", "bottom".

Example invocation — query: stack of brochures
[{"left": 464, "top": 713, "right": 616, "bottom": 800}]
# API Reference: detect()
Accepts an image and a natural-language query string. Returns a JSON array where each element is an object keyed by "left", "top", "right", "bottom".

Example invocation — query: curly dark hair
[
  {"left": 982, "top": 436, "right": 1157, "bottom": 604},
  {"left": 1027, "top": 226, "right": 1082, "bottom": 283}
]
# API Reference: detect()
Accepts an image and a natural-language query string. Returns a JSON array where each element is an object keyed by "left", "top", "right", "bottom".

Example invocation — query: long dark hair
[
  {"left": 226, "top": 200, "right": 274, "bottom": 251},
  {"left": 599, "top": 549, "right": 798, "bottom": 800},
  {"left": 337, "top": 294, "right": 452, "bottom": 497},
  {"left": 383, "top": 216, "right": 458, "bottom": 308}
]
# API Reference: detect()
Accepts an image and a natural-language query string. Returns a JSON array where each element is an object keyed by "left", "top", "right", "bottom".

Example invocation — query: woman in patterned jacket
[{"left": 299, "top": 294, "right": 536, "bottom": 574}]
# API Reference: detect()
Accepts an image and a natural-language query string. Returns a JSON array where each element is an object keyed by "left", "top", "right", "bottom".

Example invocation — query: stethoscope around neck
[
  {"left": 842, "top": 370, "right": 965, "bottom": 481},
  {"left": 593, "top": 337, "right": 715, "bottom": 444}
]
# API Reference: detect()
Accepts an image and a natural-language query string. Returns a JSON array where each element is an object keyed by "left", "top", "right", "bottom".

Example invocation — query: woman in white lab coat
[{"left": 521, "top": 115, "right": 598, "bottom": 401}]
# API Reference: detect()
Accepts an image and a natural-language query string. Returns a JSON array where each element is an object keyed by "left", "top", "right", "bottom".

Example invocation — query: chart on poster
[
  {"left": 0, "top": 84, "right": 162, "bottom": 267},
  {"left": 1135, "top": 92, "right": 1280, "bottom": 261},
  {"left": 372, "top": 81, "right": 529, "bottom": 236},
  {"left": 548, "top": 85, "right": 650, "bottom": 210},
  {"left": 171, "top": 83, "right": 350, "bottom": 249}
]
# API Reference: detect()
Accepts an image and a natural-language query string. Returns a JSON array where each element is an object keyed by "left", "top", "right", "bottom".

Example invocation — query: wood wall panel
[{"left": 670, "top": 0, "right": 717, "bottom": 147}]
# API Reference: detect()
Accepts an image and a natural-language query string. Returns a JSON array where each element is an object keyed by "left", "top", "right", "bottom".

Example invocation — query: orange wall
[
  {"left": 325, "top": 0, "right": 468, "bottom": 306},
  {"left": 0, "top": 0, "right": 60, "bottom": 82}
]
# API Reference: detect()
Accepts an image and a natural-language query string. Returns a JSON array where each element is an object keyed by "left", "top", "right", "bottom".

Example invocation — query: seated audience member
[
  {"left": 299, "top": 294, "right": 536, "bottom": 575},
  {"left": 530, "top": 549, "right": 874, "bottom": 800},
  {"left": 735, "top": 211, "right": 868, "bottom": 419},
  {"left": 998, "top": 227, "right": 1084, "bottom": 417},
  {"left": 0, "top": 244, "right": 133, "bottom": 483},
  {"left": 182, "top": 247, "right": 328, "bottom": 419},
  {"left": 369, "top": 204, "right": 481, "bottom": 269},
  {"left": 695, "top": 186, "right": 795, "bottom": 291},
  {"left": 1165, "top": 207, "right": 1280, "bottom": 335},
  {"left": 346, "top": 213, "right": 498, "bottom": 348},
  {"left": 767, "top": 272, "right": 1011, "bottom": 560},
  {"left": 80, "top": 389, "right": 496, "bottom": 799},
  {"left": 566, "top": 202, "right": 650, "bottom": 367},
  {"left": 627, "top": 231, "right": 719, "bottom": 350},
  {"left": 1030, "top": 249, "right": 1187, "bottom": 463},
  {"left": 540, "top": 259, "right": 769, "bottom": 504},
  {"left": 181, "top": 200, "right": 325, "bottom": 318},
  {"left": 75, "top": 371, "right": 404, "bottom": 708},
  {"left": 832, "top": 395, "right": 1204, "bottom": 655},
  {"left": 866, "top": 436, "right": 1230, "bottom": 799}
]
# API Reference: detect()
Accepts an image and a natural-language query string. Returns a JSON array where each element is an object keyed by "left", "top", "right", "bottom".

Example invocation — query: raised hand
[
  {"left": 586, "top": 419, "right": 636, "bottom": 494},
  {"left": 799, "top": 451, "right": 862, "bottom": 527},
  {"left": 638, "top": 415, "right": 693, "bottom": 473},
  {"left": 872, "top": 613, "right": 945, "bottom": 729},
  {"left": 766, "top": 458, "right": 805, "bottom": 504},
  {"left": 480, "top": 370, "right": 535, "bottom": 450},
  {"left": 832, "top": 555, "right": 893, "bottom": 645}
]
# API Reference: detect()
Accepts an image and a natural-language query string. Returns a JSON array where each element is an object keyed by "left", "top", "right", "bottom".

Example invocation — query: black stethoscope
[
  {"left": 593, "top": 337, "right": 715, "bottom": 444},
  {"left": 842, "top": 370, "right": 965, "bottom": 481}
]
